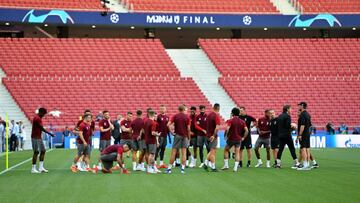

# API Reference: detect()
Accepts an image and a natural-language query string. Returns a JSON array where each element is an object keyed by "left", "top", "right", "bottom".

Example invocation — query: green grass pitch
[{"left": 0, "top": 148, "right": 359, "bottom": 203}]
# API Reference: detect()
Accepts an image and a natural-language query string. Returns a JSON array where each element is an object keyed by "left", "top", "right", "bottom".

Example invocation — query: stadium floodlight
[
  {"left": 5, "top": 22, "right": 10, "bottom": 26},
  {"left": 130, "top": 26, "right": 135, "bottom": 29},
  {"left": 216, "top": 27, "right": 220, "bottom": 31},
  {"left": 92, "top": 25, "right": 96, "bottom": 28},
  {"left": 44, "top": 24, "right": 48, "bottom": 27},
  {"left": 263, "top": 27, "right": 268, "bottom": 31},
  {"left": 352, "top": 27, "right": 357, "bottom": 30},
  {"left": 177, "top": 27, "right": 182, "bottom": 30},
  {"left": 303, "top": 28, "right": 307, "bottom": 31}
]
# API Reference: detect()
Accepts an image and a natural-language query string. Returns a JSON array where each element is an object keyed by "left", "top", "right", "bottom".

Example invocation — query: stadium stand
[
  {"left": 0, "top": 38, "right": 212, "bottom": 127},
  {"left": 125, "top": 0, "right": 278, "bottom": 13},
  {"left": 0, "top": 38, "right": 180, "bottom": 77},
  {"left": 200, "top": 38, "right": 360, "bottom": 127},
  {"left": 297, "top": 0, "right": 360, "bottom": 13},
  {"left": 0, "top": 0, "right": 103, "bottom": 10}
]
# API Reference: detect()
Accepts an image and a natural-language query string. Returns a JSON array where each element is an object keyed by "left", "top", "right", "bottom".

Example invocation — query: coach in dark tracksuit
[{"left": 276, "top": 105, "right": 299, "bottom": 168}]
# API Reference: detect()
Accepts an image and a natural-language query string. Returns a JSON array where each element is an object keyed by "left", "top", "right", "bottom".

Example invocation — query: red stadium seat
[{"left": 201, "top": 38, "right": 360, "bottom": 127}]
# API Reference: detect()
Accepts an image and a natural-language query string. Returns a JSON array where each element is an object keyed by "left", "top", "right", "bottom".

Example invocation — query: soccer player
[
  {"left": 203, "top": 103, "right": 221, "bottom": 172},
  {"left": 74, "top": 109, "right": 95, "bottom": 171},
  {"left": 165, "top": 105, "right": 191, "bottom": 174},
  {"left": 296, "top": 102, "right": 318, "bottom": 170},
  {"left": 31, "top": 107, "right": 55, "bottom": 173},
  {"left": 221, "top": 107, "right": 248, "bottom": 172},
  {"left": 275, "top": 105, "right": 300, "bottom": 169},
  {"left": 189, "top": 106, "right": 205, "bottom": 168},
  {"left": 196, "top": 105, "right": 207, "bottom": 168},
  {"left": 94, "top": 144, "right": 130, "bottom": 174},
  {"left": 97, "top": 110, "right": 114, "bottom": 170},
  {"left": 239, "top": 107, "right": 257, "bottom": 168},
  {"left": 155, "top": 105, "right": 169, "bottom": 169},
  {"left": 254, "top": 110, "right": 271, "bottom": 168},
  {"left": 136, "top": 108, "right": 153, "bottom": 171},
  {"left": 269, "top": 109, "right": 279, "bottom": 167},
  {"left": 71, "top": 114, "right": 93, "bottom": 172},
  {"left": 130, "top": 110, "right": 145, "bottom": 171},
  {"left": 144, "top": 110, "right": 160, "bottom": 173},
  {"left": 120, "top": 112, "right": 133, "bottom": 148}
]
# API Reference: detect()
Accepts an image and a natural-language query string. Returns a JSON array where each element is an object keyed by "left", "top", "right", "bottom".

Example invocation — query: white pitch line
[{"left": 0, "top": 149, "right": 54, "bottom": 175}]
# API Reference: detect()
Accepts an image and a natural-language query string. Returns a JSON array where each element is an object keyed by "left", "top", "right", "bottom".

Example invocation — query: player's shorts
[
  {"left": 77, "top": 143, "right": 91, "bottom": 156},
  {"left": 100, "top": 152, "right": 117, "bottom": 170},
  {"left": 271, "top": 136, "right": 280, "bottom": 149},
  {"left": 139, "top": 140, "right": 147, "bottom": 151},
  {"left": 190, "top": 136, "right": 197, "bottom": 147},
  {"left": 132, "top": 139, "right": 141, "bottom": 151},
  {"left": 172, "top": 135, "right": 189, "bottom": 149},
  {"left": 206, "top": 137, "right": 218, "bottom": 149},
  {"left": 158, "top": 137, "right": 167, "bottom": 148},
  {"left": 99, "top": 140, "right": 111, "bottom": 152},
  {"left": 120, "top": 139, "right": 133, "bottom": 149},
  {"left": 32, "top": 138, "right": 45, "bottom": 152},
  {"left": 240, "top": 136, "right": 252, "bottom": 150},
  {"left": 146, "top": 144, "right": 157, "bottom": 154},
  {"left": 226, "top": 140, "right": 241, "bottom": 148},
  {"left": 197, "top": 136, "right": 207, "bottom": 148},
  {"left": 254, "top": 137, "right": 270, "bottom": 149},
  {"left": 300, "top": 135, "right": 310, "bottom": 149}
]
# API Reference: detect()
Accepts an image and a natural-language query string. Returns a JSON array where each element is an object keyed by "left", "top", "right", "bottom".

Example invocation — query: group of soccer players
[{"left": 30, "top": 102, "right": 318, "bottom": 174}]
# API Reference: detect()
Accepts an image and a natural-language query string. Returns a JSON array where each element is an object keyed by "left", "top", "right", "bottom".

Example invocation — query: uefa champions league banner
[
  {"left": 64, "top": 132, "right": 360, "bottom": 149},
  {"left": 1, "top": 8, "right": 360, "bottom": 28}
]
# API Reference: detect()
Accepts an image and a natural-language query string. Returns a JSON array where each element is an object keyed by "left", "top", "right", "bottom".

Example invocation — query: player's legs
[
  {"left": 239, "top": 149, "right": 244, "bottom": 167},
  {"left": 221, "top": 144, "right": 230, "bottom": 170},
  {"left": 246, "top": 148, "right": 252, "bottom": 167},
  {"left": 197, "top": 136, "right": 205, "bottom": 167},
  {"left": 31, "top": 139, "right": 40, "bottom": 173},
  {"left": 204, "top": 137, "right": 218, "bottom": 171},
  {"left": 254, "top": 138, "right": 262, "bottom": 167},
  {"left": 276, "top": 138, "right": 286, "bottom": 167},
  {"left": 181, "top": 147, "right": 187, "bottom": 171}
]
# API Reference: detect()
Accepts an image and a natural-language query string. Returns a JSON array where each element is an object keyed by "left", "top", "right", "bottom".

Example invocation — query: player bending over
[{"left": 93, "top": 144, "right": 130, "bottom": 174}]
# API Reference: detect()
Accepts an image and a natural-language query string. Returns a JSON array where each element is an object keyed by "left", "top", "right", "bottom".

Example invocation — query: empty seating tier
[
  {"left": 298, "top": 0, "right": 360, "bottom": 13},
  {"left": 2, "top": 76, "right": 212, "bottom": 127},
  {"left": 126, "top": 0, "right": 278, "bottom": 13},
  {"left": 0, "top": 0, "right": 103, "bottom": 10},
  {"left": 200, "top": 38, "right": 360, "bottom": 127}
]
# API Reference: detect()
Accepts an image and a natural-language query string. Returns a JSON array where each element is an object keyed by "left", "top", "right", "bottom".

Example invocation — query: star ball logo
[
  {"left": 110, "top": 13, "right": 119, "bottom": 23},
  {"left": 243, "top": 15, "right": 252, "bottom": 25}
]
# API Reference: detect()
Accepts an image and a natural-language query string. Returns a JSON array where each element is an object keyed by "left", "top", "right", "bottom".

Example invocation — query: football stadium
[{"left": 0, "top": 0, "right": 360, "bottom": 202}]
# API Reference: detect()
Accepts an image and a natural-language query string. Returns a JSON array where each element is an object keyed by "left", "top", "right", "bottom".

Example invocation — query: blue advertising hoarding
[
  {"left": 63, "top": 131, "right": 360, "bottom": 149},
  {"left": 1, "top": 8, "right": 360, "bottom": 28}
]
